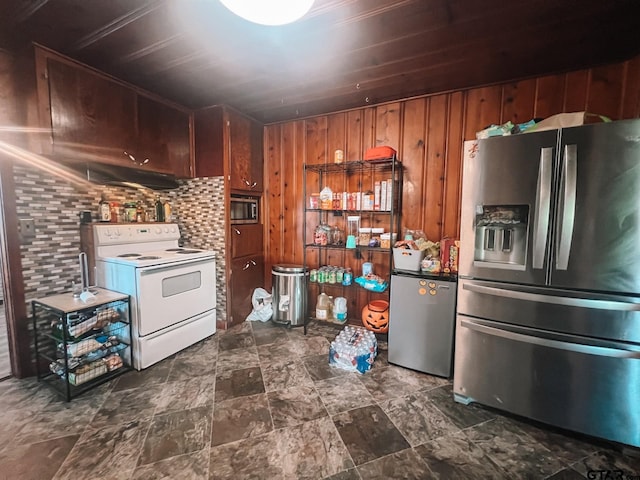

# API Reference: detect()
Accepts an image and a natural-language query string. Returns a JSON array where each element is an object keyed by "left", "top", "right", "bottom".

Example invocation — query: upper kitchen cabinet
[
  {"left": 194, "top": 105, "right": 263, "bottom": 191},
  {"left": 37, "top": 52, "right": 137, "bottom": 163},
  {"left": 228, "top": 108, "right": 263, "bottom": 192},
  {"left": 136, "top": 96, "right": 192, "bottom": 178},
  {"left": 34, "top": 46, "right": 193, "bottom": 177}
]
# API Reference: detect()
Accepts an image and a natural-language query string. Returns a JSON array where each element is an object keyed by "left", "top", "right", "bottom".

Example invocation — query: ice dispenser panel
[{"left": 474, "top": 205, "right": 528, "bottom": 270}]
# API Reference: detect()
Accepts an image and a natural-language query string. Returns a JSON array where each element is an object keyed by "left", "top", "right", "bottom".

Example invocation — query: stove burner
[
  {"left": 175, "top": 250, "right": 202, "bottom": 254},
  {"left": 136, "top": 256, "right": 161, "bottom": 260},
  {"left": 118, "top": 253, "right": 142, "bottom": 258}
]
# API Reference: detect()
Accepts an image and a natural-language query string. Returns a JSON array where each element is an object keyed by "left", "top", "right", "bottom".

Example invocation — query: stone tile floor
[{"left": 0, "top": 320, "right": 638, "bottom": 479}]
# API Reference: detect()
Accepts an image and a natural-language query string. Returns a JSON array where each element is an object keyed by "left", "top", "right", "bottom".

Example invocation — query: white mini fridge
[{"left": 388, "top": 272, "right": 457, "bottom": 377}]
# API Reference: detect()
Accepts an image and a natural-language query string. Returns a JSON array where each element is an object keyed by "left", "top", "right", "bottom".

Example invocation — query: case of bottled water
[{"left": 329, "top": 325, "right": 377, "bottom": 374}]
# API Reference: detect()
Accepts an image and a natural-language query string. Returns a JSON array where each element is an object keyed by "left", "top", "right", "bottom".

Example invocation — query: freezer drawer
[
  {"left": 388, "top": 274, "right": 456, "bottom": 377},
  {"left": 453, "top": 315, "right": 640, "bottom": 448},
  {"left": 457, "top": 278, "right": 640, "bottom": 344}
]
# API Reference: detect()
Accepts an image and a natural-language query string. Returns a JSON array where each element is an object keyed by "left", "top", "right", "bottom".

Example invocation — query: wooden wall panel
[
  {"left": 463, "top": 86, "right": 503, "bottom": 139},
  {"left": 399, "top": 98, "right": 427, "bottom": 234},
  {"left": 563, "top": 70, "right": 589, "bottom": 113},
  {"left": 534, "top": 74, "right": 566, "bottom": 119},
  {"left": 281, "top": 122, "right": 301, "bottom": 265},
  {"left": 346, "top": 110, "right": 363, "bottom": 161},
  {"left": 374, "top": 103, "right": 402, "bottom": 148},
  {"left": 587, "top": 63, "right": 625, "bottom": 120},
  {"left": 264, "top": 56, "right": 640, "bottom": 302},
  {"left": 621, "top": 56, "right": 640, "bottom": 119},
  {"left": 423, "top": 94, "right": 448, "bottom": 241},
  {"left": 264, "top": 124, "right": 283, "bottom": 285},
  {"left": 502, "top": 79, "right": 536, "bottom": 124},
  {"left": 442, "top": 91, "right": 465, "bottom": 239}
]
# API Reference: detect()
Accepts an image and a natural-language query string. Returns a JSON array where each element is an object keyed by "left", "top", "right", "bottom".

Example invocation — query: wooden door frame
[{"left": 0, "top": 155, "right": 32, "bottom": 378}]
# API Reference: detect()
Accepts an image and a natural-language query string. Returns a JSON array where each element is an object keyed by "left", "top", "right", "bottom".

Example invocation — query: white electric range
[{"left": 90, "top": 223, "right": 216, "bottom": 370}]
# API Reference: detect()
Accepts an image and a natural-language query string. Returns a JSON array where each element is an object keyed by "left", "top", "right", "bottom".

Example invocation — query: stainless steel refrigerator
[{"left": 454, "top": 119, "right": 640, "bottom": 448}]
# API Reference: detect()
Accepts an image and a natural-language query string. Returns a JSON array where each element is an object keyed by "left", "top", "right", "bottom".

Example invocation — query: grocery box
[
  {"left": 440, "top": 237, "right": 460, "bottom": 273},
  {"left": 393, "top": 247, "right": 425, "bottom": 271}
]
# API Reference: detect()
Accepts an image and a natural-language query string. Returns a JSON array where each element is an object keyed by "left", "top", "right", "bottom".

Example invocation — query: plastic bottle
[
  {"left": 334, "top": 297, "right": 347, "bottom": 321},
  {"left": 163, "top": 201, "right": 172, "bottom": 222},
  {"left": 315, "top": 293, "right": 331, "bottom": 320}
]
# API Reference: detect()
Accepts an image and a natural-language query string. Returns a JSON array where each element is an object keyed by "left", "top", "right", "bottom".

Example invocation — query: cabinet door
[
  {"left": 193, "top": 106, "right": 224, "bottom": 178},
  {"left": 231, "top": 224, "right": 264, "bottom": 258},
  {"left": 46, "top": 57, "right": 136, "bottom": 162},
  {"left": 136, "top": 95, "right": 192, "bottom": 177},
  {"left": 228, "top": 110, "right": 263, "bottom": 192},
  {"left": 229, "top": 255, "right": 265, "bottom": 326}
]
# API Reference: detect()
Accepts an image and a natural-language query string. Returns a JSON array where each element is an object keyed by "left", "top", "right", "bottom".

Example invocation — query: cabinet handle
[
  {"left": 234, "top": 228, "right": 241, "bottom": 235},
  {"left": 124, "top": 151, "right": 150, "bottom": 166},
  {"left": 242, "top": 259, "right": 257, "bottom": 270},
  {"left": 243, "top": 178, "right": 258, "bottom": 189}
]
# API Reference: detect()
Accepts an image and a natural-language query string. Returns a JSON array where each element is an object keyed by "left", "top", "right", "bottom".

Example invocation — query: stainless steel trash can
[{"left": 272, "top": 264, "right": 309, "bottom": 326}]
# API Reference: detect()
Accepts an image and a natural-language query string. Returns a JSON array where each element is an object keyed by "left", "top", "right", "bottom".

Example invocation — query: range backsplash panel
[{"left": 13, "top": 165, "right": 227, "bottom": 323}]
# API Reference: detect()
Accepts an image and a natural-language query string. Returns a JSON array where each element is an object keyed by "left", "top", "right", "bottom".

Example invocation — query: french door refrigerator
[{"left": 454, "top": 119, "right": 640, "bottom": 448}]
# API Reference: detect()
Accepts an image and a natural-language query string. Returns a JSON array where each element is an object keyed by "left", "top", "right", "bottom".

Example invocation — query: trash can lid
[{"left": 273, "top": 264, "right": 308, "bottom": 273}]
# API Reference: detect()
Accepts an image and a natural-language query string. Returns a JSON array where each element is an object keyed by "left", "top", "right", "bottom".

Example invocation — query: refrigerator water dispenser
[{"left": 473, "top": 205, "right": 528, "bottom": 269}]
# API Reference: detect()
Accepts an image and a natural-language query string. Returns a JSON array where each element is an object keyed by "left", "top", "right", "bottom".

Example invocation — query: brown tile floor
[{"left": 1, "top": 320, "right": 639, "bottom": 479}]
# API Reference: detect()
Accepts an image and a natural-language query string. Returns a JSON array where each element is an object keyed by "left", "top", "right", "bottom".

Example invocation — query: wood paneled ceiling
[{"left": 1, "top": 0, "right": 638, "bottom": 124}]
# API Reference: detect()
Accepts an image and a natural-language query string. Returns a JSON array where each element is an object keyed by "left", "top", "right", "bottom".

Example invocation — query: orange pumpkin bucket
[{"left": 361, "top": 299, "right": 390, "bottom": 333}]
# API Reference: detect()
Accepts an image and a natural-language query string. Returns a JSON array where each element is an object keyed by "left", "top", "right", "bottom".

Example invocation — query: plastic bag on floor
[{"left": 246, "top": 288, "right": 273, "bottom": 322}]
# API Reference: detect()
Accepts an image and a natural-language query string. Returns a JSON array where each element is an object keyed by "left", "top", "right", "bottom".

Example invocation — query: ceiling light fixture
[{"left": 219, "top": 0, "right": 315, "bottom": 26}]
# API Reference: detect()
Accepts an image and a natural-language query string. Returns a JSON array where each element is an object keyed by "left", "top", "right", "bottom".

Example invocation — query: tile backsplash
[{"left": 13, "top": 164, "right": 227, "bottom": 323}]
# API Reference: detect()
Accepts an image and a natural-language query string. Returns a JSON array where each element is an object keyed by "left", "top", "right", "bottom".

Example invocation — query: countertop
[{"left": 33, "top": 287, "right": 128, "bottom": 313}]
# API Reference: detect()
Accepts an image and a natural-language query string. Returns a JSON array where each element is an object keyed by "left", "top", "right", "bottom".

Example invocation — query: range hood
[{"left": 80, "top": 163, "right": 180, "bottom": 190}]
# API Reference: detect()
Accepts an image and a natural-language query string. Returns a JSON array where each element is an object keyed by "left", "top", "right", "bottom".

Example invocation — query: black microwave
[{"left": 230, "top": 195, "right": 259, "bottom": 224}]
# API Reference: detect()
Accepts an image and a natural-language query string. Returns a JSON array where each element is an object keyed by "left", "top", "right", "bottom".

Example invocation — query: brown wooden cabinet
[
  {"left": 231, "top": 224, "right": 264, "bottom": 258},
  {"left": 43, "top": 56, "right": 137, "bottom": 163},
  {"left": 34, "top": 46, "right": 192, "bottom": 177},
  {"left": 228, "top": 224, "right": 264, "bottom": 326},
  {"left": 194, "top": 105, "right": 265, "bottom": 329},
  {"left": 136, "top": 95, "right": 192, "bottom": 177},
  {"left": 229, "top": 255, "right": 265, "bottom": 327},
  {"left": 228, "top": 109, "right": 263, "bottom": 192},
  {"left": 194, "top": 105, "right": 263, "bottom": 191}
]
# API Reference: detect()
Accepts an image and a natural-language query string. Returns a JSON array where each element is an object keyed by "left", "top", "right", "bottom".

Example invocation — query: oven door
[{"left": 135, "top": 258, "right": 216, "bottom": 336}]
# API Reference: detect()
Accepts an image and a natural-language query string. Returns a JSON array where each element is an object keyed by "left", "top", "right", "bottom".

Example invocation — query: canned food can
[
  {"left": 336, "top": 268, "right": 344, "bottom": 283},
  {"left": 318, "top": 269, "right": 326, "bottom": 284},
  {"left": 309, "top": 269, "right": 317, "bottom": 282},
  {"left": 328, "top": 269, "right": 336, "bottom": 284},
  {"left": 342, "top": 270, "right": 353, "bottom": 286}
]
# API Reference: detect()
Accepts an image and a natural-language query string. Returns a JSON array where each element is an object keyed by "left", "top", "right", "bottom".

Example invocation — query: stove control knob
[
  {"left": 114, "top": 229, "right": 121, "bottom": 236},
  {"left": 164, "top": 228, "right": 170, "bottom": 233},
  {"left": 170, "top": 226, "right": 177, "bottom": 233},
  {"left": 155, "top": 227, "right": 162, "bottom": 234},
  {"left": 104, "top": 229, "right": 111, "bottom": 237}
]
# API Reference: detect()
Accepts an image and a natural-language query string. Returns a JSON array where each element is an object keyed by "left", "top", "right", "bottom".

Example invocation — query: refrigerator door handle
[
  {"left": 532, "top": 147, "right": 553, "bottom": 269},
  {"left": 463, "top": 281, "right": 640, "bottom": 311},
  {"left": 460, "top": 318, "right": 640, "bottom": 359},
  {"left": 556, "top": 144, "right": 577, "bottom": 270}
]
